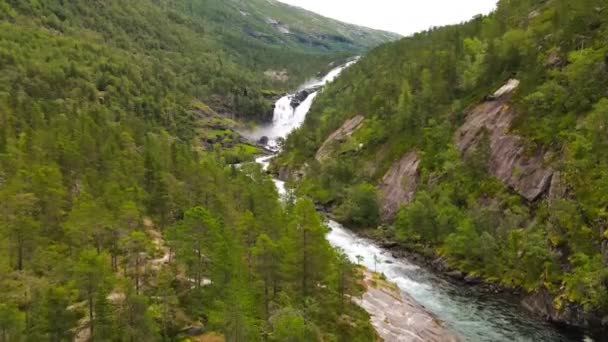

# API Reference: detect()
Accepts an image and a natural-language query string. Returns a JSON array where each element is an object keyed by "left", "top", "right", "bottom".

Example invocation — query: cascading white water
[
  {"left": 243, "top": 60, "right": 357, "bottom": 152},
  {"left": 266, "top": 91, "right": 318, "bottom": 147}
]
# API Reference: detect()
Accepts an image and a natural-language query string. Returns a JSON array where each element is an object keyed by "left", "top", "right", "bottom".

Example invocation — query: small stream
[{"left": 245, "top": 61, "right": 589, "bottom": 342}]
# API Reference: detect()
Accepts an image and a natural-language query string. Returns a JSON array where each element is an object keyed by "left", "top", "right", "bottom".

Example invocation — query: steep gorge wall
[
  {"left": 376, "top": 80, "right": 556, "bottom": 224},
  {"left": 315, "top": 115, "right": 365, "bottom": 162},
  {"left": 454, "top": 80, "right": 554, "bottom": 202},
  {"left": 313, "top": 80, "right": 560, "bottom": 222},
  {"left": 379, "top": 151, "right": 420, "bottom": 221}
]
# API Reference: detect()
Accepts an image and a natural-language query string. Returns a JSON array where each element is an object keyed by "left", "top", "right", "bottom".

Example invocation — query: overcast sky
[{"left": 277, "top": 0, "right": 498, "bottom": 36}]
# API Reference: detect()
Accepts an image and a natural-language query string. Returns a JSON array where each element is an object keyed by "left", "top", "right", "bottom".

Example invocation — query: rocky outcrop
[
  {"left": 290, "top": 85, "right": 321, "bottom": 108},
  {"left": 358, "top": 270, "right": 460, "bottom": 342},
  {"left": 545, "top": 51, "right": 564, "bottom": 68},
  {"left": 315, "top": 115, "right": 365, "bottom": 162},
  {"left": 455, "top": 80, "right": 553, "bottom": 201},
  {"left": 600, "top": 217, "right": 608, "bottom": 266},
  {"left": 379, "top": 151, "right": 420, "bottom": 221},
  {"left": 522, "top": 288, "right": 589, "bottom": 328},
  {"left": 264, "top": 69, "right": 289, "bottom": 82},
  {"left": 492, "top": 79, "right": 520, "bottom": 98},
  {"left": 548, "top": 171, "right": 568, "bottom": 202}
]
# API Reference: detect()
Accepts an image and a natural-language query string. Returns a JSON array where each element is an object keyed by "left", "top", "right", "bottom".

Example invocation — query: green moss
[{"left": 221, "top": 144, "right": 261, "bottom": 164}]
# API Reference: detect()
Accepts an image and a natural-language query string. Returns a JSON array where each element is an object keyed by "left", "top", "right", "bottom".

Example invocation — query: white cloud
[{"left": 277, "top": 0, "right": 498, "bottom": 35}]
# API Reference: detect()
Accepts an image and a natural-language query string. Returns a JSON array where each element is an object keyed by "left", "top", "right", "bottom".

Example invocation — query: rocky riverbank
[
  {"left": 353, "top": 229, "right": 608, "bottom": 339},
  {"left": 358, "top": 269, "right": 460, "bottom": 342}
]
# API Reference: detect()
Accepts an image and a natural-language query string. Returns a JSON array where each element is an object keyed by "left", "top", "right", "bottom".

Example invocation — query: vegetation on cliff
[{"left": 278, "top": 0, "right": 608, "bottom": 326}]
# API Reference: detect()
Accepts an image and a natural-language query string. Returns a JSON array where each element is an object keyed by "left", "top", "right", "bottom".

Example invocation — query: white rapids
[{"left": 243, "top": 60, "right": 357, "bottom": 151}]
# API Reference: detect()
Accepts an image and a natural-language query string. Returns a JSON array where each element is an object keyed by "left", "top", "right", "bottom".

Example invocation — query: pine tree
[
  {"left": 117, "top": 286, "right": 159, "bottom": 342},
  {"left": 46, "top": 287, "right": 78, "bottom": 342},
  {"left": 120, "top": 231, "right": 153, "bottom": 295},
  {"left": 93, "top": 285, "right": 115, "bottom": 342},
  {"left": 252, "top": 234, "right": 280, "bottom": 321},
  {"left": 64, "top": 194, "right": 113, "bottom": 254},
  {"left": 0, "top": 304, "right": 24, "bottom": 342},
  {"left": 0, "top": 186, "right": 39, "bottom": 271},
  {"left": 74, "top": 249, "right": 112, "bottom": 339},
  {"left": 284, "top": 199, "right": 331, "bottom": 298},
  {"left": 170, "top": 207, "right": 218, "bottom": 289}
]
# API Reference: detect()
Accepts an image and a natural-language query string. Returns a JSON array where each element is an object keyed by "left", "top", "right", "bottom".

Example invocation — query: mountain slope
[
  {"left": 0, "top": 0, "right": 397, "bottom": 120},
  {"left": 278, "top": 0, "right": 608, "bottom": 331},
  {"left": 220, "top": 0, "right": 400, "bottom": 52},
  {"left": 0, "top": 0, "right": 389, "bottom": 340}
]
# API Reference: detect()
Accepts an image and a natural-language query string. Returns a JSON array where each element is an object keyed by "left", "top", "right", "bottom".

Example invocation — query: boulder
[
  {"left": 455, "top": 80, "right": 553, "bottom": 201},
  {"left": 522, "top": 288, "right": 587, "bottom": 327},
  {"left": 464, "top": 274, "right": 481, "bottom": 284},
  {"left": 257, "top": 136, "right": 269, "bottom": 146},
  {"left": 264, "top": 69, "right": 289, "bottom": 82},
  {"left": 379, "top": 151, "right": 420, "bottom": 221},
  {"left": 600, "top": 218, "right": 608, "bottom": 266},
  {"left": 485, "top": 79, "right": 520, "bottom": 101},
  {"left": 528, "top": 10, "right": 540, "bottom": 19},
  {"left": 181, "top": 323, "right": 205, "bottom": 336},
  {"left": 545, "top": 51, "right": 564, "bottom": 68},
  {"left": 315, "top": 115, "right": 365, "bottom": 162},
  {"left": 446, "top": 270, "right": 464, "bottom": 280},
  {"left": 432, "top": 256, "right": 450, "bottom": 272},
  {"left": 380, "top": 241, "right": 399, "bottom": 249},
  {"left": 290, "top": 85, "right": 322, "bottom": 108}
]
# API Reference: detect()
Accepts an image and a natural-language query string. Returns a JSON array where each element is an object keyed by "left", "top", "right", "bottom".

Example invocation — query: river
[{"left": 245, "top": 61, "right": 589, "bottom": 342}]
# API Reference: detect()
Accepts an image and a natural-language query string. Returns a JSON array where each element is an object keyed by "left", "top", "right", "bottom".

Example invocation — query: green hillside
[
  {"left": 217, "top": 0, "right": 400, "bottom": 51},
  {"left": 0, "top": 0, "right": 394, "bottom": 340},
  {"left": 0, "top": 0, "right": 397, "bottom": 119},
  {"left": 278, "top": 0, "right": 608, "bottom": 329}
]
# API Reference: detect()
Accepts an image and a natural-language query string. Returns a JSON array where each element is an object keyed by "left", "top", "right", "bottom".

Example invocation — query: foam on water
[
  {"left": 242, "top": 60, "right": 356, "bottom": 148},
  {"left": 326, "top": 219, "right": 581, "bottom": 342}
]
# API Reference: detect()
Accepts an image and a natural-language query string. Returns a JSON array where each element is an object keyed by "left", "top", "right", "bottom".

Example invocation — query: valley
[
  {"left": 253, "top": 60, "right": 591, "bottom": 342},
  {"left": 1, "top": 0, "right": 608, "bottom": 341}
]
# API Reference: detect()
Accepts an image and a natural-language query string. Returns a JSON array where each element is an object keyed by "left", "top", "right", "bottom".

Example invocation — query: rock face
[
  {"left": 455, "top": 80, "right": 553, "bottom": 201},
  {"left": 264, "top": 69, "right": 289, "bottom": 82},
  {"left": 379, "top": 151, "right": 420, "bottom": 221},
  {"left": 315, "top": 115, "right": 365, "bottom": 162},
  {"left": 600, "top": 218, "right": 608, "bottom": 266},
  {"left": 290, "top": 85, "right": 321, "bottom": 108},
  {"left": 257, "top": 136, "right": 269, "bottom": 146},
  {"left": 358, "top": 270, "right": 460, "bottom": 342},
  {"left": 492, "top": 79, "right": 520, "bottom": 98},
  {"left": 548, "top": 172, "right": 568, "bottom": 202},
  {"left": 522, "top": 288, "right": 588, "bottom": 328}
]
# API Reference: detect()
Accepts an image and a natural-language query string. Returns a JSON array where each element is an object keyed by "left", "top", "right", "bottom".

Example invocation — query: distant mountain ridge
[
  {"left": 222, "top": 0, "right": 401, "bottom": 52},
  {"left": 3, "top": 0, "right": 400, "bottom": 127}
]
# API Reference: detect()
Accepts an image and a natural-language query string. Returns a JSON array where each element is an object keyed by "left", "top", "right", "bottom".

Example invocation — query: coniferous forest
[
  {"left": 0, "top": 0, "right": 393, "bottom": 340},
  {"left": 3, "top": 0, "right": 608, "bottom": 341}
]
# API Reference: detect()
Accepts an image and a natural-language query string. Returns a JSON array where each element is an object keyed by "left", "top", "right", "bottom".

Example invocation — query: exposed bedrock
[
  {"left": 290, "top": 85, "right": 322, "bottom": 108},
  {"left": 315, "top": 115, "right": 365, "bottom": 162},
  {"left": 455, "top": 79, "right": 554, "bottom": 201},
  {"left": 358, "top": 270, "right": 460, "bottom": 342},
  {"left": 379, "top": 151, "right": 420, "bottom": 221}
]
